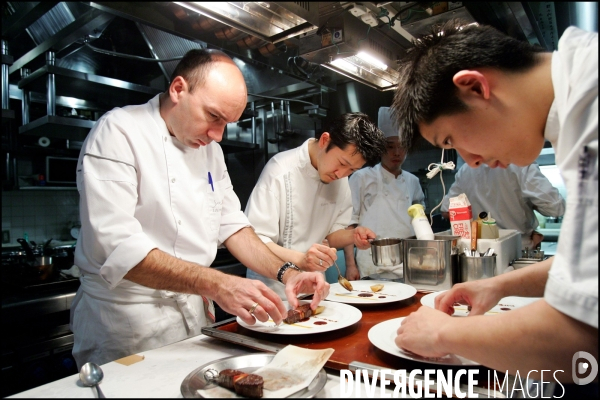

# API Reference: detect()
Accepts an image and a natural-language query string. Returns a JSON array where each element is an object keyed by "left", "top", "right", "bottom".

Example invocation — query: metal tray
[{"left": 180, "top": 353, "right": 327, "bottom": 398}]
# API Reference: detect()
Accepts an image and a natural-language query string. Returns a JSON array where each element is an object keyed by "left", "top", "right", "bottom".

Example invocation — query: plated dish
[
  {"left": 237, "top": 301, "right": 361, "bottom": 335},
  {"left": 368, "top": 317, "right": 479, "bottom": 366},
  {"left": 181, "top": 353, "right": 327, "bottom": 398},
  {"left": 420, "top": 291, "right": 540, "bottom": 316},
  {"left": 324, "top": 280, "right": 417, "bottom": 305}
]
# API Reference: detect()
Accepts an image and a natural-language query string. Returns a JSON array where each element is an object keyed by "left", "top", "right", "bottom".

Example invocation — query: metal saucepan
[
  {"left": 370, "top": 238, "right": 402, "bottom": 266},
  {"left": 17, "top": 238, "right": 55, "bottom": 280}
]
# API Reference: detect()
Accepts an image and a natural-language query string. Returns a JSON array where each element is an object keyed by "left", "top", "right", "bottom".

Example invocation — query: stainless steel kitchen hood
[
  {"left": 298, "top": 10, "right": 411, "bottom": 91},
  {"left": 173, "top": 2, "right": 319, "bottom": 44}
]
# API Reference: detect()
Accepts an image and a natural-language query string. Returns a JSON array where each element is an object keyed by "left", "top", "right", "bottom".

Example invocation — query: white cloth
[
  {"left": 441, "top": 163, "right": 565, "bottom": 249},
  {"left": 349, "top": 164, "right": 425, "bottom": 277},
  {"left": 71, "top": 95, "right": 251, "bottom": 367},
  {"left": 543, "top": 26, "right": 598, "bottom": 328},
  {"left": 244, "top": 139, "right": 353, "bottom": 297}
]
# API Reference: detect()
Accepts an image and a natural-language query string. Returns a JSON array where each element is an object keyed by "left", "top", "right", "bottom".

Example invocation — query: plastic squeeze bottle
[{"left": 407, "top": 204, "right": 435, "bottom": 240}]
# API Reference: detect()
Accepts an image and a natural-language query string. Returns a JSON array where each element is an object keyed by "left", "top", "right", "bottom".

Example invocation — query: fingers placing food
[
  {"left": 370, "top": 284, "right": 384, "bottom": 292},
  {"left": 283, "top": 303, "right": 313, "bottom": 324}
]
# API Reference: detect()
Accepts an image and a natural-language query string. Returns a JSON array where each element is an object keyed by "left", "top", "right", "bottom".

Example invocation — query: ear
[
  {"left": 318, "top": 132, "right": 331, "bottom": 149},
  {"left": 169, "top": 76, "right": 188, "bottom": 103},
  {"left": 453, "top": 70, "right": 491, "bottom": 100}
]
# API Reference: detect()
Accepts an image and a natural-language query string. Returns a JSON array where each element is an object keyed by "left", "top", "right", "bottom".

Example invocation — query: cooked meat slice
[
  {"left": 217, "top": 369, "right": 247, "bottom": 390},
  {"left": 234, "top": 373, "right": 264, "bottom": 398},
  {"left": 283, "top": 304, "right": 313, "bottom": 324}
]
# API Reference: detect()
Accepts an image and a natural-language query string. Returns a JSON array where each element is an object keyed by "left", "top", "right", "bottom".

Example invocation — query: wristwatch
[{"left": 276, "top": 261, "right": 300, "bottom": 283}]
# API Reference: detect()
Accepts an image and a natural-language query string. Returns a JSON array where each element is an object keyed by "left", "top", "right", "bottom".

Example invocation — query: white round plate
[
  {"left": 420, "top": 291, "right": 540, "bottom": 317},
  {"left": 368, "top": 317, "right": 479, "bottom": 366},
  {"left": 324, "top": 280, "right": 417, "bottom": 304},
  {"left": 237, "top": 301, "right": 361, "bottom": 335}
]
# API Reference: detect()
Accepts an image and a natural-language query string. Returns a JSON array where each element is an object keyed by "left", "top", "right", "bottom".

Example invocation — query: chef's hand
[
  {"left": 284, "top": 270, "right": 330, "bottom": 311},
  {"left": 395, "top": 306, "right": 452, "bottom": 358},
  {"left": 216, "top": 275, "right": 288, "bottom": 326},
  {"left": 353, "top": 226, "right": 376, "bottom": 250},
  {"left": 299, "top": 243, "right": 338, "bottom": 272},
  {"left": 435, "top": 279, "right": 503, "bottom": 316}
]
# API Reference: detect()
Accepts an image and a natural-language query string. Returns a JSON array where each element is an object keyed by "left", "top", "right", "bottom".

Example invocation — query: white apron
[
  {"left": 355, "top": 169, "right": 414, "bottom": 277},
  {"left": 70, "top": 273, "right": 212, "bottom": 368}
]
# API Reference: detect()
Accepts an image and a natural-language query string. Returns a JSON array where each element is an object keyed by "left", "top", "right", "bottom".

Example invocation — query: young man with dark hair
[
  {"left": 391, "top": 20, "right": 597, "bottom": 384},
  {"left": 245, "top": 112, "right": 387, "bottom": 297}
]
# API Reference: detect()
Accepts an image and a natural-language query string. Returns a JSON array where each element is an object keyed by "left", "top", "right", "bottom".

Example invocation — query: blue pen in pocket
[{"left": 208, "top": 172, "right": 214, "bottom": 192}]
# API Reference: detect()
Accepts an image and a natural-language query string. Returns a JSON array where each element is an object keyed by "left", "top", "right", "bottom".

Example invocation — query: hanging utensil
[{"left": 322, "top": 239, "right": 353, "bottom": 292}]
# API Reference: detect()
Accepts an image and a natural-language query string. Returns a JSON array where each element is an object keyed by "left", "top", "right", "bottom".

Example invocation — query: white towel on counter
[{"left": 60, "top": 265, "right": 81, "bottom": 278}]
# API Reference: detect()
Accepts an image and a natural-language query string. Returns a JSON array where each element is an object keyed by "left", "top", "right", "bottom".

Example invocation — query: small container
[
  {"left": 480, "top": 217, "right": 500, "bottom": 239},
  {"left": 459, "top": 254, "right": 496, "bottom": 282},
  {"left": 407, "top": 204, "right": 435, "bottom": 240}
]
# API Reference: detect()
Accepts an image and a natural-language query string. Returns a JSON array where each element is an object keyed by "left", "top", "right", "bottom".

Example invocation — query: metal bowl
[{"left": 370, "top": 238, "right": 402, "bottom": 266}]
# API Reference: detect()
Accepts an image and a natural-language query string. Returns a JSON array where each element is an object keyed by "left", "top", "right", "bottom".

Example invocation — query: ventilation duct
[
  {"left": 172, "top": 2, "right": 319, "bottom": 43},
  {"left": 298, "top": 10, "right": 411, "bottom": 91}
]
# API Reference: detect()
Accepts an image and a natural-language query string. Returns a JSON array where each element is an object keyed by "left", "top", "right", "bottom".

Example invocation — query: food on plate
[
  {"left": 234, "top": 373, "right": 264, "bottom": 398},
  {"left": 358, "top": 293, "right": 373, "bottom": 297},
  {"left": 314, "top": 305, "right": 325, "bottom": 315},
  {"left": 283, "top": 303, "right": 313, "bottom": 324},
  {"left": 370, "top": 284, "right": 384, "bottom": 292},
  {"left": 217, "top": 369, "right": 247, "bottom": 390},
  {"left": 217, "top": 369, "right": 264, "bottom": 398}
]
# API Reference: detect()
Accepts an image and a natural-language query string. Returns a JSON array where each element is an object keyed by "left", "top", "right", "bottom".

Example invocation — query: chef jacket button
[
  {"left": 164, "top": 137, "right": 167, "bottom": 142},
  {"left": 178, "top": 220, "right": 182, "bottom": 225},
  {"left": 171, "top": 178, "right": 176, "bottom": 183}
]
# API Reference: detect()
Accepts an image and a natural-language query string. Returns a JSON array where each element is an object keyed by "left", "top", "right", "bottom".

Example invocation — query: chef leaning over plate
[
  {"left": 343, "top": 107, "right": 426, "bottom": 280},
  {"left": 244, "top": 112, "right": 387, "bottom": 299},
  {"left": 70, "top": 48, "right": 330, "bottom": 370},
  {"left": 391, "top": 21, "right": 597, "bottom": 393}
]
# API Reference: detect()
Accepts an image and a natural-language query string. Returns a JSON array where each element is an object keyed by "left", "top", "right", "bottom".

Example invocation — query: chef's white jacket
[
  {"left": 71, "top": 95, "right": 251, "bottom": 367},
  {"left": 441, "top": 163, "right": 565, "bottom": 249},
  {"left": 348, "top": 164, "right": 425, "bottom": 277},
  {"left": 543, "top": 26, "right": 598, "bottom": 328},
  {"left": 245, "top": 139, "right": 352, "bottom": 297}
]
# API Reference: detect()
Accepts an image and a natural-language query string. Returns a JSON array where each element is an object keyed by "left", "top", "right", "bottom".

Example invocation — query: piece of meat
[
  {"left": 217, "top": 369, "right": 247, "bottom": 390},
  {"left": 283, "top": 303, "right": 313, "bottom": 324},
  {"left": 233, "top": 373, "right": 264, "bottom": 398}
]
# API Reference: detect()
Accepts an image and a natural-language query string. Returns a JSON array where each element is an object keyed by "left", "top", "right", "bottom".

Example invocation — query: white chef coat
[
  {"left": 245, "top": 139, "right": 353, "bottom": 297},
  {"left": 441, "top": 163, "right": 565, "bottom": 249},
  {"left": 71, "top": 95, "right": 251, "bottom": 367},
  {"left": 348, "top": 163, "right": 425, "bottom": 277},
  {"left": 543, "top": 26, "right": 598, "bottom": 328}
]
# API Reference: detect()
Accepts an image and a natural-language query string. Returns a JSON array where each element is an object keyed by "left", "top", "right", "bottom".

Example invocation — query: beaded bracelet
[{"left": 276, "top": 261, "right": 300, "bottom": 283}]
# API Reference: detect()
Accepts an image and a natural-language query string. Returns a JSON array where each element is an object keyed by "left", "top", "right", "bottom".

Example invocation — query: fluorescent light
[
  {"left": 356, "top": 51, "right": 387, "bottom": 70},
  {"left": 330, "top": 58, "right": 358, "bottom": 74}
]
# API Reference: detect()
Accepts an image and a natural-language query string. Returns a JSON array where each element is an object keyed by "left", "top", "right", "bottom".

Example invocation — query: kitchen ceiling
[{"left": 2, "top": 1, "right": 568, "bottom": 110}]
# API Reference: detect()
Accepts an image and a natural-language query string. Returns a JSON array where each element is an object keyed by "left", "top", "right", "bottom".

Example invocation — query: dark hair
[
  {"left": 324, "top": 112, "right": 387, "bottom": 165},
  {"left": 170, "top": 48, "right": 231, "bottom": 92},
  {"left": 390, "top": 19, "right": 546, "bottom": 150}
]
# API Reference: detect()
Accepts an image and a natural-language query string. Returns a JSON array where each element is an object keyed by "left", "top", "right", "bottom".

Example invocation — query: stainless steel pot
[{"left": 370, "top": 238, "right": 402, "bottom": 266}]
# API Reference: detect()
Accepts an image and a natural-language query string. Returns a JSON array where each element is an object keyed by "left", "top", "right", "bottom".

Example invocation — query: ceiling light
[
  {"left": 174, "top": 2, "right": 318, "bottom": 43},
  {"left": 356, "top": 52, "right": 387, "bottom": 71},
  {"left": 330, "top": 58, "right": 358, "bottom": 74}
]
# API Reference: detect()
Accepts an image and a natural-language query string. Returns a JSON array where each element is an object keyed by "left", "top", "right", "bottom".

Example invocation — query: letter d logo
[{"left": 572, "top": 351, "right": 598, "bottom": 385}]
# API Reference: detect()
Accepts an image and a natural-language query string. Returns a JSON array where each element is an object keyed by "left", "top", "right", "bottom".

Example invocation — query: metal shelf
[
  {"left": 18, "top": 115, "right": 95, "bottom": 140},
  {"left": 18, "top": 65, "right": 161, "bottom": 110}
]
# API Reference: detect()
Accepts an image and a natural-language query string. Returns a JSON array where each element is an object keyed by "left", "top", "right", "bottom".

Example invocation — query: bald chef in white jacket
[
  {"left": 70, "top": 49, "right": 329, "bottom": 369},
  {"left": 344, "top": 107, "right": 425, "bottom": 280}
]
